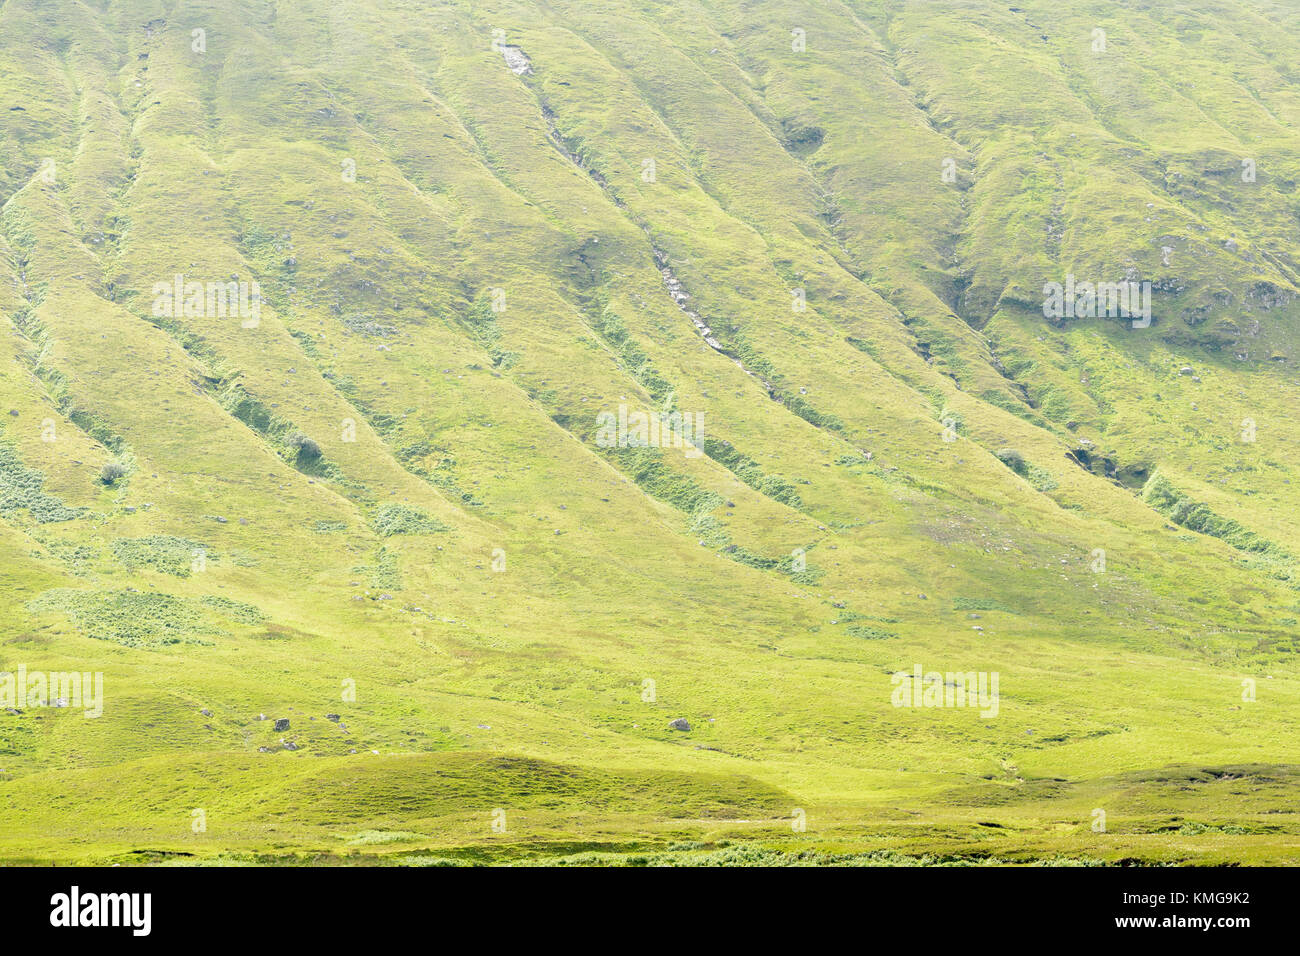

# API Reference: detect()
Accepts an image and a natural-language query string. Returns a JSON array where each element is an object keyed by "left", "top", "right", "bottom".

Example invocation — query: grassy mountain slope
[{"left": 0, "top": 0, "right": 1298, "bottom": 865}]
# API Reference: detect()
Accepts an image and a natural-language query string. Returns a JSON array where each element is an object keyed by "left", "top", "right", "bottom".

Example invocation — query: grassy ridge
[{"left": 0, "top": 0, "right": 1298, "bottom": 864}]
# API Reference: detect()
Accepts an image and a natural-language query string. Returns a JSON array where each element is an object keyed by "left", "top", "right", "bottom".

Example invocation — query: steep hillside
[{"left": 1, "top": 0, "right": 1298, "bottom": 865}]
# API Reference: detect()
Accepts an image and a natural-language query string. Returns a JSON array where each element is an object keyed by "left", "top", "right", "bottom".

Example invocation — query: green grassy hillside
[{"left": 1, "top": 0, "right": 1298, "bottom": 865}]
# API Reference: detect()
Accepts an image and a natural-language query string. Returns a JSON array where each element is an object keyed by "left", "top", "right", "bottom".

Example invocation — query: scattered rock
[
  {"left": 200, "top": 708, "right": 211, "bottom": 717},
  {"left": 500, "top": 45, "right": 533, "bottom": 75},
  {"left": 273, "top": 718, "right": 290, "bottom": 732},
  {"left": 668, "top": 718, "right": 691, "bottom": 731}
]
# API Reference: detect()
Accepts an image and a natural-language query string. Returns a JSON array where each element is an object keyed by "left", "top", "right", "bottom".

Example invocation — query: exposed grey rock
[
  {"left": 668, "top": 718, "right": 691, "bottom": 731},
  {"left": 500, "top": 45, "right": 533, "bottom": 75},
  {"left": 273, "top": 718, "right": 290, "bottom": 731}
]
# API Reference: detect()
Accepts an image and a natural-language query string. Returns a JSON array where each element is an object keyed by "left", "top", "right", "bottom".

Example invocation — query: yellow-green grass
[{"left": 1, "top": 0, "right": 1298, "bottom": 864}]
